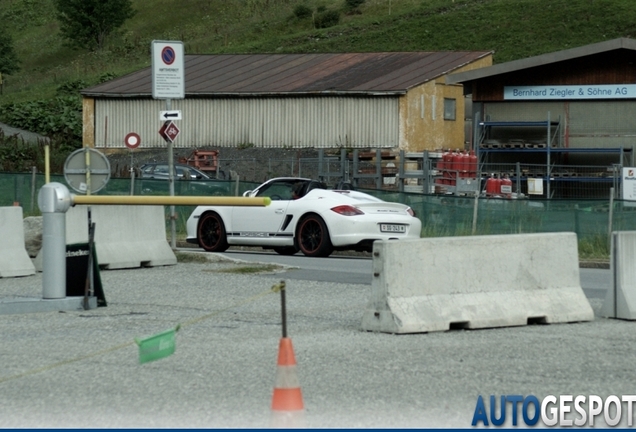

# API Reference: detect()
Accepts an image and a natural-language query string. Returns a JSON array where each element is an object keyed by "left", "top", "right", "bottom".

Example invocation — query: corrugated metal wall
[
  {"left": 483, "top": 101, "right": 566, "bottom": 123},
  {"left": 94, "top": 97, "right": 399, "bottom": 149},
  {"left": 482, "top": 100, "right": 636, "bottom": 149},
  {"left": 569, "top": 101, "right": 636, "bottom": 149}
]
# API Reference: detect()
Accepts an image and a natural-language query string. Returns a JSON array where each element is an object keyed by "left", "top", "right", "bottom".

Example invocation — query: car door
[
  {"left": 149, "top": 164, "right": 170, "bottom": 179},
  {"left": 229, "top": 181, "right": 293, "bottom": 245}
]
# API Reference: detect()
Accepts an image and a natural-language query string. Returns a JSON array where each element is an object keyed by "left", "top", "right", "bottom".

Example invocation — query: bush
[
  {"left": 344, "top": 0, "right": 365, "bottom": 10},
  {"left": 314, "top": 10, "right": 340, "bottom": 28},
  {"left": 56, "top": 80, "right": 88, "bottom": 96},
  {"left": 0, "top": 97, "right": 83, "bottom": 149},
  {"left": 293, "top": 4, "right": 313, "bottom": 19}
]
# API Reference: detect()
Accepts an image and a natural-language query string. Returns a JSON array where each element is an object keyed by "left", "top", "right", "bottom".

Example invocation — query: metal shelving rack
[{"left": 475, "top": 112, "right": 632, "bottom": 198}]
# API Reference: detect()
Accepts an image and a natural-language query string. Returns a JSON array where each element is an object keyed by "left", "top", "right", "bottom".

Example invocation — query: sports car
[{"left": 186, "top": 177, "right": 422, "bottom": 257}]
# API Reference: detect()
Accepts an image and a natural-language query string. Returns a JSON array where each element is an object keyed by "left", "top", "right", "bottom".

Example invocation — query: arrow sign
[
  {"left": 160, "top": 110, "right": 182, "bottom": 121},
  {"left": 159, "top": 120, "right": 180, "bottom": 143}
]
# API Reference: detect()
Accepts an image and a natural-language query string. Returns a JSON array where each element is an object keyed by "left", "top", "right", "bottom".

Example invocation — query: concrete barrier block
[
  {"left": 601, "top": 231, "right": 636, "bottom": 320},
  {"left": 0, "top": 207, "right": 36, "bottom": 278},
  {"left": 361, "top": 232, "right": 594, "bottom": 334},
  {"left": 35, "top": 205, "right": 176, "bottom": 270}
]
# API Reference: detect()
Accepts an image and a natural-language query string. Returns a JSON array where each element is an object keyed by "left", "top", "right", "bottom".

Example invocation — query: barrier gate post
[{"left": 38, "top": 182, "right": 72, "bottom": 299}]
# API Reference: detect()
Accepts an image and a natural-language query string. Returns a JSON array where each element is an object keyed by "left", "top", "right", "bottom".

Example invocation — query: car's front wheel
[
  {"left": 296, "top": 214, "right": 333, "bottom": 257},
  {"left": 197, "top": 212, "right": 229, "bottom": 252}
]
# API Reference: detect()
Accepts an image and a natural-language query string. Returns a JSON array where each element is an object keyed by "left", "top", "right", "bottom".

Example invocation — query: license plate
[{"left": 380, "top": 224, "right": 406, "bottom": 233}]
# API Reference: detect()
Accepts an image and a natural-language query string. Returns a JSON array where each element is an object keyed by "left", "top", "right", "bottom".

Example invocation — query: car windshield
[
  {"left": 141, "top": 165, "right": 155, "bottom": 175},
  {"left": 255, "top": 180, "right": 300, "bottom": 200},
  {"left": 154, "top": 165, "right": 170, "bottom": 176}
]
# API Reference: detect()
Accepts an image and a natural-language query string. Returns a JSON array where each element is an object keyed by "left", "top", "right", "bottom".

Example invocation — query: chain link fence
[{"left": 2, "top": 171, "right": 634, "bottom": 258}]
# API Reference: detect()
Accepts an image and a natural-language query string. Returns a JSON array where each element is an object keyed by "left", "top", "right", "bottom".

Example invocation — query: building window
[{"left": 444, "top": 98, "right": 456, "bottom": 121}]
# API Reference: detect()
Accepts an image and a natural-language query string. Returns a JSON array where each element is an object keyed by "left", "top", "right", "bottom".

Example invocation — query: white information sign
[
  {"left": 152, "top": 40, "right": 184, "bottom": 99},
  {"left": 160, "top": 110, "right": 182, "bottom": 121},
  {"left": 504, "top": 85, "right": 636, "bottom": 100},
  {"left": 527, "top": 178, "right": 543, "bottom": 195},
  {"left": 622, "top": 168, "right": 636, "bottom": 201}
]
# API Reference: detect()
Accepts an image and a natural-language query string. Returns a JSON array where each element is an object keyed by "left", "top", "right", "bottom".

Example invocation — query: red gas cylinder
[
  {"left": 442, "top": 149, "right": 453, "bottom": 184},
  {"left": 460, "top": 151, "right": 469, "bottom": 178},
  {"left": 451, "top": 150, "right": 463, "bottom": 183},
  {"left": 486, "top": 175, "right": 498, "bottom": 195},
  {"left": 468, "top": 150, "right": 477, "bottom": 178},
  {"left": 500, "top": 175, "right": 512, "bottom": 198},
  {"left": 437, "top": 153, "right": 446, "bottom": 172},
  {"left": 495, "top": 176, "right": 503, "bottom": 196},
  {"left": 486, "top": 176, "right": 495, "bottom": 195}
]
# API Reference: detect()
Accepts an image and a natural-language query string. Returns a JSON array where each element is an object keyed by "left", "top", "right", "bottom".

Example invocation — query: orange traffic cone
[{"left": 270, "top": 337, "right": 305, "bottom": 428}]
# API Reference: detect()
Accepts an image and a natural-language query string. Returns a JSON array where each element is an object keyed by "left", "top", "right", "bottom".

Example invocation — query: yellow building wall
[
  {"left": 82, "top": 97, "right": 95, "bottom": 148},
  {"left": 399, "top": 55, "right": 492, "bottom": 152}
]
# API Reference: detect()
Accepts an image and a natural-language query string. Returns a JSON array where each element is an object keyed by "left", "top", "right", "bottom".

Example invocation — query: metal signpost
[
  {"left": 63, "top": 148, "right": 111, "bottom": 310},
  {"left": 152, "top": 40, "right": 185, "bottom": 249}
]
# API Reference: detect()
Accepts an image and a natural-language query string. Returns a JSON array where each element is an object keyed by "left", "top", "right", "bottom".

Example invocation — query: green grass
[
  {"left": 2, "top": 0, "right": 636, "bottom": 104},
  {"left": 174, "top": 251, "right": 210, "bottom": 263},
  {"left": 207, "top": 264, "right": 283, "bottom": 274},
  {"left": 578, "top": 234, "right": 611, "bottom": 260},
  {"left": 174, "top": 251, "right": 285, "bottom": 272}
]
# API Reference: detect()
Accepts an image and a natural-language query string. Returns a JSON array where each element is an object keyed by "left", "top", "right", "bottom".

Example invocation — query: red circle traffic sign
[
  {"left": 124, "top": 132, "right": 141, "bottom": 149},
  {"left": 161, "top": 46, "right": 176, "bottom": 65}
]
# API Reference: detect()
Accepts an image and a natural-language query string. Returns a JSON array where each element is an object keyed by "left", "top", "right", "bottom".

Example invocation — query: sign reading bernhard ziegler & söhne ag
[
  {"left": 504, "top": 84, "right": 636, "bottom": 100},
  {"left": 151, "top": 40, "right": 184, "bottom": 100}
]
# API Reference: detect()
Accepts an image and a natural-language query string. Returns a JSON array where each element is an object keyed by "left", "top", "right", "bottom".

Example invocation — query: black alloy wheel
[
  {"left": 197, "top": 212, "right": 229, "bottom": 252},
  {"left": 296, "top": 214, "right": 333, "bottom": 257}
]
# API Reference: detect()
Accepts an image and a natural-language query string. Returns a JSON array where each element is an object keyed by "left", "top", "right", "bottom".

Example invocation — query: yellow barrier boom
[{"left": 72, "top": 195, "right": 271, "bottom": 207}]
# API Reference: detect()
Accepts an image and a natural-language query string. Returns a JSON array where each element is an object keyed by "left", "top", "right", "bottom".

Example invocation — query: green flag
[{"left": 135, "top": 325, "right": 180, "bottom": 364}]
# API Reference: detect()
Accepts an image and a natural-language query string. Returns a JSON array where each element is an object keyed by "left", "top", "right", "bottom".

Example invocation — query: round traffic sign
[
  {"left": 161, "top": 46, "right": 176, "bottom": 65},
  {"left": 124, "top": 132, "right": 141, "bottom": 149},
  {"left": 63, "top": 148, "right": 111, "bottom": 195}
]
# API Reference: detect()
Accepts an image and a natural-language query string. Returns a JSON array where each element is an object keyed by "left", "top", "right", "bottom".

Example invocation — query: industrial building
[
  {"left": 80, "top": 51, "right": 492, "bottom": 152},
  {"left": 447, "top": 38, "right": 636, "bottom": 198}
]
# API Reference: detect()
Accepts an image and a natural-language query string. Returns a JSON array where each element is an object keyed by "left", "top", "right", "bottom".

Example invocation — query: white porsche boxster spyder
[{"left": 186, "top": 177, "right": 422, "bottom": 257}]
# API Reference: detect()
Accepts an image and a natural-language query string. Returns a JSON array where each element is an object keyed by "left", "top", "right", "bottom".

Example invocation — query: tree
[
  {"left": 0, "top": 32, "right": 20, "bottom": 75},
  {"left": 53, "top": 0, "right": 136, "bottom": 51}
]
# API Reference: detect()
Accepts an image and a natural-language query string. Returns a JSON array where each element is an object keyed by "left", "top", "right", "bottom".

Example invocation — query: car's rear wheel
[
  {"left": 296, "top": 214, "right": 333, "bottom": 257},
  {"left": 273, "top": 246, "right": 298, "bottom": 256},
  {"left": 197, "top": 212, "right": 229, "bottom": 252}
]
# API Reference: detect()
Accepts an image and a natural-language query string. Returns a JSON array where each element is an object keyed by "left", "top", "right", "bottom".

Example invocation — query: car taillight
[
  {"left": 407, "top": 207, "right": 416, "bottom": 217},
  {"left": 331, "top": 205, "right": 364, "bottom": 216}
]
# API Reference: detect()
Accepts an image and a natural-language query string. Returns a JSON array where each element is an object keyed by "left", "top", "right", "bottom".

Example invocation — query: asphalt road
[
  {"left": 218, "top": 249, "right": 612, "bottom": 300},
  {"left": 0, "top": 251, "right": 632, "bottom": 428}
]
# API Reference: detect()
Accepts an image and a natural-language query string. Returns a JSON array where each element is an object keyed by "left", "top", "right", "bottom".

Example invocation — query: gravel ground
[{"left": 0, "top": 251, "right": 633, "bottom": 428}]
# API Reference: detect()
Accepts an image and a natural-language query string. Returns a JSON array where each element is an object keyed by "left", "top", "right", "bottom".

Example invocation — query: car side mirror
[{"left": 242, "top": 190, "right": 252, "bottom": 197}]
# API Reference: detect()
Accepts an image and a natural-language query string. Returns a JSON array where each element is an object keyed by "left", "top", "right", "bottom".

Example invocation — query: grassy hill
[{"left": 0, "top": 0, "right": 635, "bottom": 124}]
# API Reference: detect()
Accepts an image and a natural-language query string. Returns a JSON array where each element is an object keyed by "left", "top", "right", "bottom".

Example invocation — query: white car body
[{"left": 186, "top": 177, "right": 422, "bottom": 257}]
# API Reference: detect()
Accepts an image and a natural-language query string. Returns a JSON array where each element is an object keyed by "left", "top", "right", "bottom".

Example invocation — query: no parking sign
[{"left": 151, "top": 40, "right": 184, "bottom": 100}]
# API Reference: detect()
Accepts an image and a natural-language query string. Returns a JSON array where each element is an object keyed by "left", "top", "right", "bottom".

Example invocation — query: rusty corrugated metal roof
[
  {"left": 447, "top": 38, "right": 636, "bottom": 85},
  {"left": 82, "top": 51, "right": 491, "bottom": 98}
]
